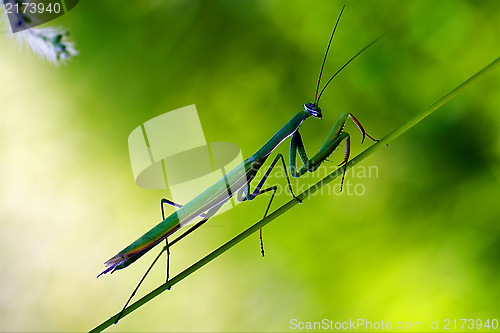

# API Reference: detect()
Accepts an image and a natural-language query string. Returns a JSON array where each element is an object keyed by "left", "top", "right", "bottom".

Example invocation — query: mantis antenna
[
  {"left": 314, "top": 4, "right": 345, "bottom": 105},
  {"left": 313, "top": 5, "right": 383, "bottom": 106},
  {"left": 316, "top": 35, "right": 384, "bottom": 106}
]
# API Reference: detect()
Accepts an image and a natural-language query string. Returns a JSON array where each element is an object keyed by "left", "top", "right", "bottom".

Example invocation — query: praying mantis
[{"left": 99, "top": 5, "right": 381, "bottom": 323}]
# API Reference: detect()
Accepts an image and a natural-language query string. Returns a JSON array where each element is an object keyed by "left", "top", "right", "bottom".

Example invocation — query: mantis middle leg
[{"left": 237, "top": 153, "right": 301, "bottom": 256}]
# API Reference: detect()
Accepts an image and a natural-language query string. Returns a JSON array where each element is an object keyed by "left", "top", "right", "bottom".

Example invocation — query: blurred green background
[{"left": 1, "top": 0, "right": 499, "bottom": 332}]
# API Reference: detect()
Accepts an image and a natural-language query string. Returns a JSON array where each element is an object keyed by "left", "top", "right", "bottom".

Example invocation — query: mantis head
[{"left": 304, "top": 103, "right": 322, "bottom": 119}]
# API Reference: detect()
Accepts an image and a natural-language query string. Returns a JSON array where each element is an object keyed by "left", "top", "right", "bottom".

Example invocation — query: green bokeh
[{"left": 1, "top": 0, "right": 499, "bottom": 332}]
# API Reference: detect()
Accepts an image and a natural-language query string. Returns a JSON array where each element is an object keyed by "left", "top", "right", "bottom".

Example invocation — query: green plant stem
[{"left": 90, "top": 56, "right": 499, "bottom": 333}]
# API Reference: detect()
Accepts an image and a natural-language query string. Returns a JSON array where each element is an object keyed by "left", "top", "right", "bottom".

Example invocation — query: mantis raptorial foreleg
[{"left": 291, "top": 112, "right": 378, "bottom": 188}]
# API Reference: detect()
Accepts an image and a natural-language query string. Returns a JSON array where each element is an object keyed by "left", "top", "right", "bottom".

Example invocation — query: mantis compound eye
[{"left": 304, "top": 103, "right": 322, "bottom": 119}]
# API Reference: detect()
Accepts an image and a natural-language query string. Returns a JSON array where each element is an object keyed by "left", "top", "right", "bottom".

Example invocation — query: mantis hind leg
[
  {"left": 160, "top": 199, "right": 173, "bottom": 285},
  {"left": 164, "top": 201, "right": 226, "bottom": 282},
  {"left": 161, "top": 198, "right": 208, "bottom": 219},
  {"left": 160, "top": 197, "right": 212, "bottom": 284},
  {"left": 115, "top": 201, "right": 225, "bottom": 324}
]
